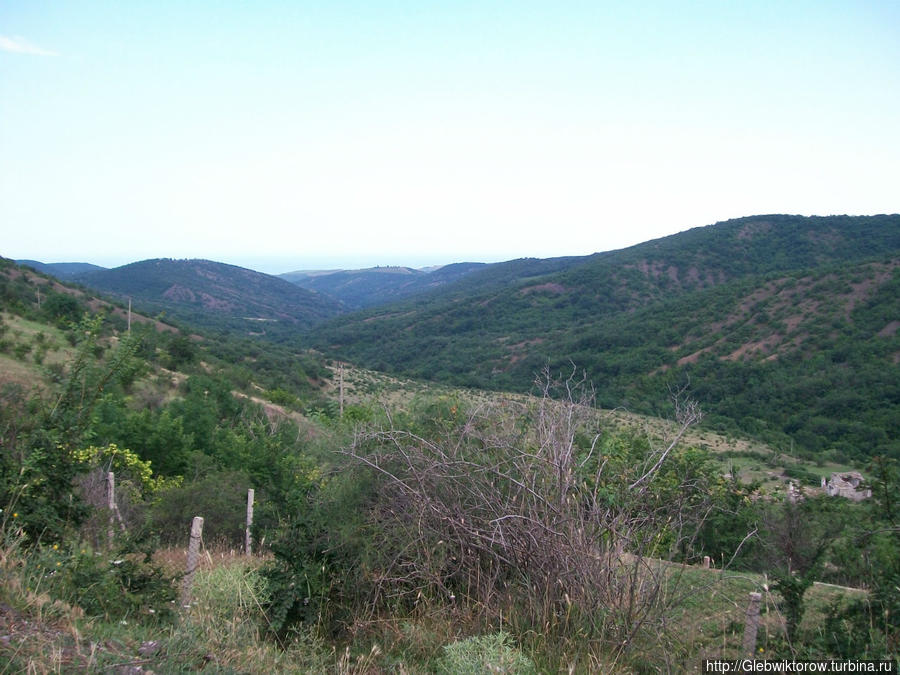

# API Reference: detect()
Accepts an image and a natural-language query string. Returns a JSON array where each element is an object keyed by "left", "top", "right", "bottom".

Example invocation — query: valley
[{"left": 2, "top": 213, "right": 898, "bottom": 671}]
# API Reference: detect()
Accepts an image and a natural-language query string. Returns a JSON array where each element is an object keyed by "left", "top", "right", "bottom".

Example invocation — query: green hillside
[
  {"left": 76, "top": 258, "right": 343, "bottom": 336},
  {"left": 307, "top": 214, "right": 900, "bottom": 461},
  {"left": 1, "top": 254, "right": 897, "bottom": 670},
  {"left": 281, "top": 262, "right": 487, "bottom": 309},
  {"left": 16, "top": 260, "right": 107, "bottom": 279}
]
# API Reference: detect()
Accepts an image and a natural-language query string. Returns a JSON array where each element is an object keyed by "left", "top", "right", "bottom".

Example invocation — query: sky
[{"left": 2, "top": 1, "right": 899, "bottom": 275}]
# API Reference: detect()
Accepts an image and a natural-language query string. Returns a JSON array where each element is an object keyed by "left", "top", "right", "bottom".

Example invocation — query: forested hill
[
  {"left": 306, "top": 214, "right": 900, "bottom": 462},
  {"left": 280, "top": 262, "right": 488, "bottom": 309},
  {"left": 16, "top": 260, "right": 107, "bottom": 279},
  {"left": 76, "top": 258, "right": 343, "bottom": 335}
]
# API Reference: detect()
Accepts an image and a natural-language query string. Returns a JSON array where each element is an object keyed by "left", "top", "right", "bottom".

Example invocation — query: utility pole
[{"left": 127, "top": 298, "right": 132, "bottom": 333}]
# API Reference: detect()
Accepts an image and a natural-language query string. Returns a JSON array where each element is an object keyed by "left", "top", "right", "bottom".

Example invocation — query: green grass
[{"left": 0, "top": 312, "right": 76, "bottom": 374}]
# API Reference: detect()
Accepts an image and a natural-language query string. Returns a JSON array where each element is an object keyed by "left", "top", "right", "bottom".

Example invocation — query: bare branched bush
[
  {"left": 342, "top": 367, "right": 711, "bottom": 655},
  {"left": 76, "top": 467, "right": 145, "bottom": 549}
]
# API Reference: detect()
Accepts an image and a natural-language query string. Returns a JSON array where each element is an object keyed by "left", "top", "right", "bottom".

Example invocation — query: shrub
[
  {"left": 25, "top": 541, "right": 177, "bottom": 622},
  {"left": 43, "top": 293, "right": 81, "bottom": 324},
  {"left": 335, "top": 370, "right": 712, "bottom": 657},
  {"left": 781, "top": 464, "right": 821, "bottom": 486},
  {"left": 13, "top": 342, "right": 31, "bottom": 360},
  {"left": 265, "top": 388, "right": 302, "bottom": 410},
  {"left": 435, "top": 632, "right": 536, "bottom": 675},
  {"left": 148, "top": 470, "right": 252, "bottom": 547},
  {"left": 184, "top": 562, "right": 271, "bottom": 649},
  {"left": 260, "top": 466, "right": 370, "bottom": 636}
]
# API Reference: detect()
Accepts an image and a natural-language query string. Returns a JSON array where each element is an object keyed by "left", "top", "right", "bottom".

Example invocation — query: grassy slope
[{"left": 0, "top": 544, "right": 865, "bottom": 673}]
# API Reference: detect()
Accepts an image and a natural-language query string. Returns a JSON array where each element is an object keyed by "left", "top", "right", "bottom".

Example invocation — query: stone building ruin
[{"left": 821, "top": 471, "right": 871, "bottom": 501}]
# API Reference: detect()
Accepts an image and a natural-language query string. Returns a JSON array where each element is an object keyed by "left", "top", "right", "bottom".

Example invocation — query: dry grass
[
  {"left": 0, "top": 355, "right": 37, "bottom": 389},
  {"left": 609, "top": 561, "right": 868, "bottom": 671},
  {"left": 0, "top": 533, "right": 331, "bottom": 674},
  {"left": 1, "top": 527, "right": 869, "bottom": 674},
  {"left": 1, "top": 312, "right": 76, "bottom": 364},
  {"left": 154, "top": 545, "right": 271, "bottom": 577},
  {"left": 0, "top": 532, "right": 122, "bottom": 674}
]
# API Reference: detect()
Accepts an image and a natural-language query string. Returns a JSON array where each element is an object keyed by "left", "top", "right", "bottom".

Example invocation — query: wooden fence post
[
  {"left": 181, "top": 516, "right": 204, "bottom": 608},
  {"left": 742, "top": 591, "right": 762, "bottom": 657},
  {"left": 105, "top": 471, "right": 127, "bottom": 542},
  {"left": 245, "top": 488, "right": 254, "bottom": 556}
]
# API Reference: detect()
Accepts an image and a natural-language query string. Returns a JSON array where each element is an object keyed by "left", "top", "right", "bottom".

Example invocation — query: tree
[
  {"left": 43, "top": 292, "right": 81, "bottom": 324},
  {"left": 758, "top": 496, "right": 846, "bottom": 647},
  {"left": 819, "top": 457, "right": 899, "bottom": 658},
  {"left": 1, "top": 316, "right": 143, "bottom": 542}
]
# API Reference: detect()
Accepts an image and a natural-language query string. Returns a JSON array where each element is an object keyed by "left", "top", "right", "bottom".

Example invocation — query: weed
[{"left": 435, "top": 632, "right": 536, "bottom": 674}]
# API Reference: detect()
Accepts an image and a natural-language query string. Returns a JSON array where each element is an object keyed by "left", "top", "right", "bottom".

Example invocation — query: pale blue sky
[{"left": 2, "top": 1, "right": 898, "bottom": 273}]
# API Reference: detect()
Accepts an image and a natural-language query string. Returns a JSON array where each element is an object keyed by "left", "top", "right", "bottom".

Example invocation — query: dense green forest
[
  {"left": 1, "top": 253, "right": 898, "bottom": 670},
  {"left": 72, "top": 258, "right": 343, "bottom": 337},
  {"left": 306, "top": 215, "right": 900, "bottom": 463},
  {"left": 15, "top": 260, "right": 106, "bottom": 279},
  {"left": 281, "top": 262, "right": 488, "bottom": 309}
]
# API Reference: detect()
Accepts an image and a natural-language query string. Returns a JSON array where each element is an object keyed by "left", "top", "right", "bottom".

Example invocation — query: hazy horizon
[
  {"left": 14, "top": 208, "right": 900, "bottom": 276},
  {"left": 14, "top": 243, "right": 631, "bottom": 276},
  {"left": 14, "top": 251, "right": 513, "bottom": 276},
  {"left": 3, "top": 2, "right": 898, "bottom": 267}
]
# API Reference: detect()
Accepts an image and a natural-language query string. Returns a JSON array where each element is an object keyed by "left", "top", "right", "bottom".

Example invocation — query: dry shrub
[
  {"left": 74, "top": 466, "right": 146, "bottom": 549},
  {"left": 344, "top": 368, "right": 709, "bottom": 658}
]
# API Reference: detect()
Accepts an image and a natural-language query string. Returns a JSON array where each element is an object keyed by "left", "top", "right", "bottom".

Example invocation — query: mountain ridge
[
  {"left": 16, "top": 260, "right": 107, "bottom": 279},
  {"left": 74, "top": 258, "right": 343, "bottom": 335},
  {"left": 10, "top": 213, "right": 899, "bottom": 459},
  {"left": 280, "top": 262, "right": 488, "bottom": 309},
  {"left": 304, "top": 213, "right": 900, "bottom": 460}
]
